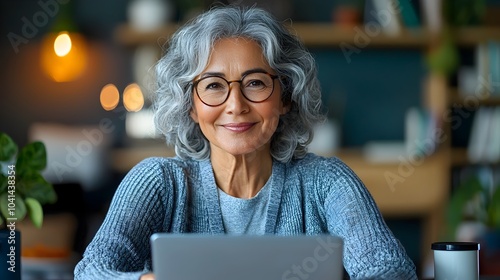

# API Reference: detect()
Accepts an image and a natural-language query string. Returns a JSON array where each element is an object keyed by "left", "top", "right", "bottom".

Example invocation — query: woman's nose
[{"left": 224, "top": 83, "right": 250, "bottom": 114}]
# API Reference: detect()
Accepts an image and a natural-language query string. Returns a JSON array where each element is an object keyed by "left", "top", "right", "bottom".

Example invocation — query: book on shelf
[
  {"left": 457, "top": 66, "right": 479, "bottom": 97},
  {"left": 467, "top": 107, "right": 491, "bottom": 163},
  {"left": 363, "top": 107, "right": 441, "bottom": 163},
  {"left": 396, "top": 0, "right": 421, "bottom": 28},
  {"left": 362, "top": 107, "right": 439, "bottom": 163},
  {"left": 489, "top": 41, "right": 500, "bottom": 96},
  {"left": 475, "top": 41, "right": 500, "bottom": 98},
  {"left": 467, "top": 106, "right": 500, "bottom": 164},
  {"left": 420, "top": 0, "right": 442, "bottom": 33},
  {"left": 364, "top": 0, "right": 402, "bottom": 36},
  {"left": 362, "top": 141, "right": 407, "bottom": 163},
  {"left": 485, "top": 107, "right": 500, "bottom": 163},
  {"left": 405, "top": 107, "right": 439, "bottom": 157}
]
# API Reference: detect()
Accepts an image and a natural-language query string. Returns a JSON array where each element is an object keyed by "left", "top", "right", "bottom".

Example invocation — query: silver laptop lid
[{"left": 151, "top": 234, "right": 344, "bottom": 280}]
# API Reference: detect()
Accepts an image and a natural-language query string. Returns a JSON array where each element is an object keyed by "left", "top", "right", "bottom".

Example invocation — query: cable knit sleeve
[
  {"left": 74, "top": 157, "right": 173, "bottom": 280},
  {"left": 321, "top": 157, "right": 418, "bottom": 280}
]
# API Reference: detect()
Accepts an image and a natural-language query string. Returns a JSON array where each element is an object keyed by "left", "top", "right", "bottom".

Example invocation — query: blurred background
[{"left": 1, "top": 0, "right": 500, "bottom": 279}]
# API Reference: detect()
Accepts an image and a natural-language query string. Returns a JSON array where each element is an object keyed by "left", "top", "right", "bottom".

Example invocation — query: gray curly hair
[{"left": 153, "top": 5, "right": 325, "bottom": 163}]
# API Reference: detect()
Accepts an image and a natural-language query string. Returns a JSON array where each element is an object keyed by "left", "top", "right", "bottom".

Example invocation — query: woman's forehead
[{"left": 202, "top": 37, "right": 272, "bottom": 75}]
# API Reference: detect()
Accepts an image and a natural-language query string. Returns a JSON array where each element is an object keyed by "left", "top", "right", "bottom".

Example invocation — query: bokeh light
[
  {"left": 100, "top": 84, "right": 120, "bottom": 111},
  {"left": 54, "top": 32, "right": 72, "bottom": 57},
  {"left": 40, "top": 32, "right": 87, "bottom": 82},
  {"left": 123, "top": 83, "right": 144, "bottom": 112}
]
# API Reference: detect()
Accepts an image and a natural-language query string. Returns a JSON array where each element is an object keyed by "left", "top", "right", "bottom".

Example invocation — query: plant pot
[{"left": 0, "top": 228, "right": 21, "bottom": 280}]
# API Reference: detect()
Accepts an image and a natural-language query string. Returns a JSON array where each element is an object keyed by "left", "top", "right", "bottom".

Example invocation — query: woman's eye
[
  {"left": 247, "top": 80, "right": 265, "bottom": 87},
  {"left": 206, "top": 83, "right": 224, "bottom": 90}
]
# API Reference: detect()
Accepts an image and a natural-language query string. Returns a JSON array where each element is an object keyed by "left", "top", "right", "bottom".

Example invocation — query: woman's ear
[
  {"left": 190, "top": 108, "right": 199, "bottom": 123},
  {"left": 281, "top": 103, "right": 291, "bottom": 115}
]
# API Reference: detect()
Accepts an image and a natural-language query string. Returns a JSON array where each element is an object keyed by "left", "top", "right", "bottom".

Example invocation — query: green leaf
[
  {"left": 17, "top": 173, "right": 57, "bottom": 205},
  {"left": 16, "top": 141, "right": 47, "bottom": 175},
  {"left": 0, "top": 192, "right": 27, "bottom": 222},
  {"left": 427, "top": 40, "right": 460, "bottom": 77},
  {"left": 425, "top": 27, "right": 460, "bottom": 77},
  {"left": 0, "top": 133, "right": 18, "bottom": 162},
  {"left": 25, "top": 197, "right": 43, "bottom": 228},
  {"left": 447, "top": 176, "right": 484, "bottom": 239},
  {"left": 0, "top": 174, "right": 7, "bottom": 194},
  {"left": 487, "top": 185, "right": 500, "bottom": 229}
]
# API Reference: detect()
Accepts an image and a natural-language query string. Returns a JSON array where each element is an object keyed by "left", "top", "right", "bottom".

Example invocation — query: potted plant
[
  {"left": 447, "top": 176, "right": 500, "bottom": 235},
  {"left": 0, "top": 132, "right": 57, "bottom": 228},
  {"left": 0, "top": 132, "right": 57, "bottom": 279},
  {"left": 447, "top": 175, "right": 500, "bottom": 273},
  {"left": 426, "top": 0, "right": 486, "bottom": 77}
]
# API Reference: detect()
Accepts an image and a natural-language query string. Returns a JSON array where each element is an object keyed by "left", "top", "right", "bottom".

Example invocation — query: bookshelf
[
  {"left": 113, "top": 22, "right": 499, "bottom": 271},
  {"left": 447, "top": 36, "right": 500, "bottom": 166},
  {"left": 113, "top": 22, "right": 500, "bottom": 169},
  {"left": 448, "top": 87, "right": 500, "bottom": 166}
]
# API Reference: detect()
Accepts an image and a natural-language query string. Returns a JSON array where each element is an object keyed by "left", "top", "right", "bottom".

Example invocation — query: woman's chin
[{"left": 211, "top": 144, "right": 270, "bottom": 159}]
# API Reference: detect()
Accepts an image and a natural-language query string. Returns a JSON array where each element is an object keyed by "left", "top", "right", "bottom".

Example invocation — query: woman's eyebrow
[
  {"left": 199, "top": 68, "right": 270, "bottom": 79},
  {"left": 200, "top": 72, "right": 225, "bottom": 78},
  {"left": 241, "top": 68, "right": 269, "bottom": 76}
]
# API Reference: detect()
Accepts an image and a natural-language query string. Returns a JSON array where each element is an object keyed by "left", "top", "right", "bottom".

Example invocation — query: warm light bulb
[
  {"left": 54, "top": 32, "right": 72, "bottom": 57},
  {"left": 41, "top": 32, "right": 87, "bottom": 82},
  {"left": 123, "top": 83, "right": 145, "bottom": 112}
]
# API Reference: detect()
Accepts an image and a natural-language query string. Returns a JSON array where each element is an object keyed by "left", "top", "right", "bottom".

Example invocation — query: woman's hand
[{"left": 140, "top": 273, "right": 155, "bottom": 280}]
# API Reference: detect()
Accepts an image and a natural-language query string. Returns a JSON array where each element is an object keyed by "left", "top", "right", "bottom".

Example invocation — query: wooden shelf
[
  {"left": 452, "top": 26, "right": 500, "bottom": 46},
  {"left": 452, "top": 96, "right": 500, "bottom": 106},
  {"left": 450, "top": 147, "right": 500, "bottom": 166},
  {"left": 286, "top": 23, "right": 430, "bottom": 48},
  {"left": 114, "top": 23, "right": 431, "bottom": 48},
  {"left": 335, "top": 148, "right": 450, "bottom": 217},
  {"left": 115, "top": 23, "right": 500, "bottom": 49},
  {"left": 449, "top": 88, "right": 500, "bottom": 106}
]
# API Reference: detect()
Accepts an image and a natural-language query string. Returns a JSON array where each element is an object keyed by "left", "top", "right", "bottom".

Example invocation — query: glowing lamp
[{"left": 41, "top": 31, "right": 87, "bottom": 82}]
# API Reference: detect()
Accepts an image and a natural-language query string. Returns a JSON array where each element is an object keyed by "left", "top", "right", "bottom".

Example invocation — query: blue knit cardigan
[{"left": 74, "top": 153, "right": 417, "bottom": 279}]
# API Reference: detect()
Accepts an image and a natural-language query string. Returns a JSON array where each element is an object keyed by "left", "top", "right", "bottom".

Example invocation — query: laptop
[{"left": 150, "top": 233, "right": 344, "bottom": 280}]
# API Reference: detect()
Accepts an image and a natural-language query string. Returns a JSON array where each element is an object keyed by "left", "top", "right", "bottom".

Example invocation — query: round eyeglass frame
[{"left": 192, "top": 72, "right": 279, "bottom": 107}]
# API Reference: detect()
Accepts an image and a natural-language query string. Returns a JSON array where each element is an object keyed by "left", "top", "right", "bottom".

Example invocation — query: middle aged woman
[{"left": 74, "top": 5, "right": 418, "bottom": 280}]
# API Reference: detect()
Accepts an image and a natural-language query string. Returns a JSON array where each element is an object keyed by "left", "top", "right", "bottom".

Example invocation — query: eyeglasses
[{"left": 192, "top": 71, "right": 279, "bottom": 107}]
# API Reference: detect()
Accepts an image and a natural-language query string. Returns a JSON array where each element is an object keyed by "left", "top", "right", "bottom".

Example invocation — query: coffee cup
[{"left": 431, "top": 242, "right": 480, "bottom": 280}]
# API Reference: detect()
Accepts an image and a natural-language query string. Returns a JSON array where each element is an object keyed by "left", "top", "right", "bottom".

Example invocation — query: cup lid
[{"left": 431, "top": 242, "right": 480, "bottom": 251}]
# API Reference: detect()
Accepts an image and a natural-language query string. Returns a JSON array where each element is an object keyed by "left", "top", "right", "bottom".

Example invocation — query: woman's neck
[{"left": 210, "top": 145, "right": 273, "bottom": 199}]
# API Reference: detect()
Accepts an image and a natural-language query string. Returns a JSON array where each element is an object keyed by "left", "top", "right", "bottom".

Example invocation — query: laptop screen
[{"left": 151, "top": 234, "right": 344, "bottom": 280}]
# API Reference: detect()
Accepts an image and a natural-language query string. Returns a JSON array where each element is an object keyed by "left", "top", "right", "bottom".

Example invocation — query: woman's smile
[{"left": 221, "top": 122, "right": 256, "bottom": 133}]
